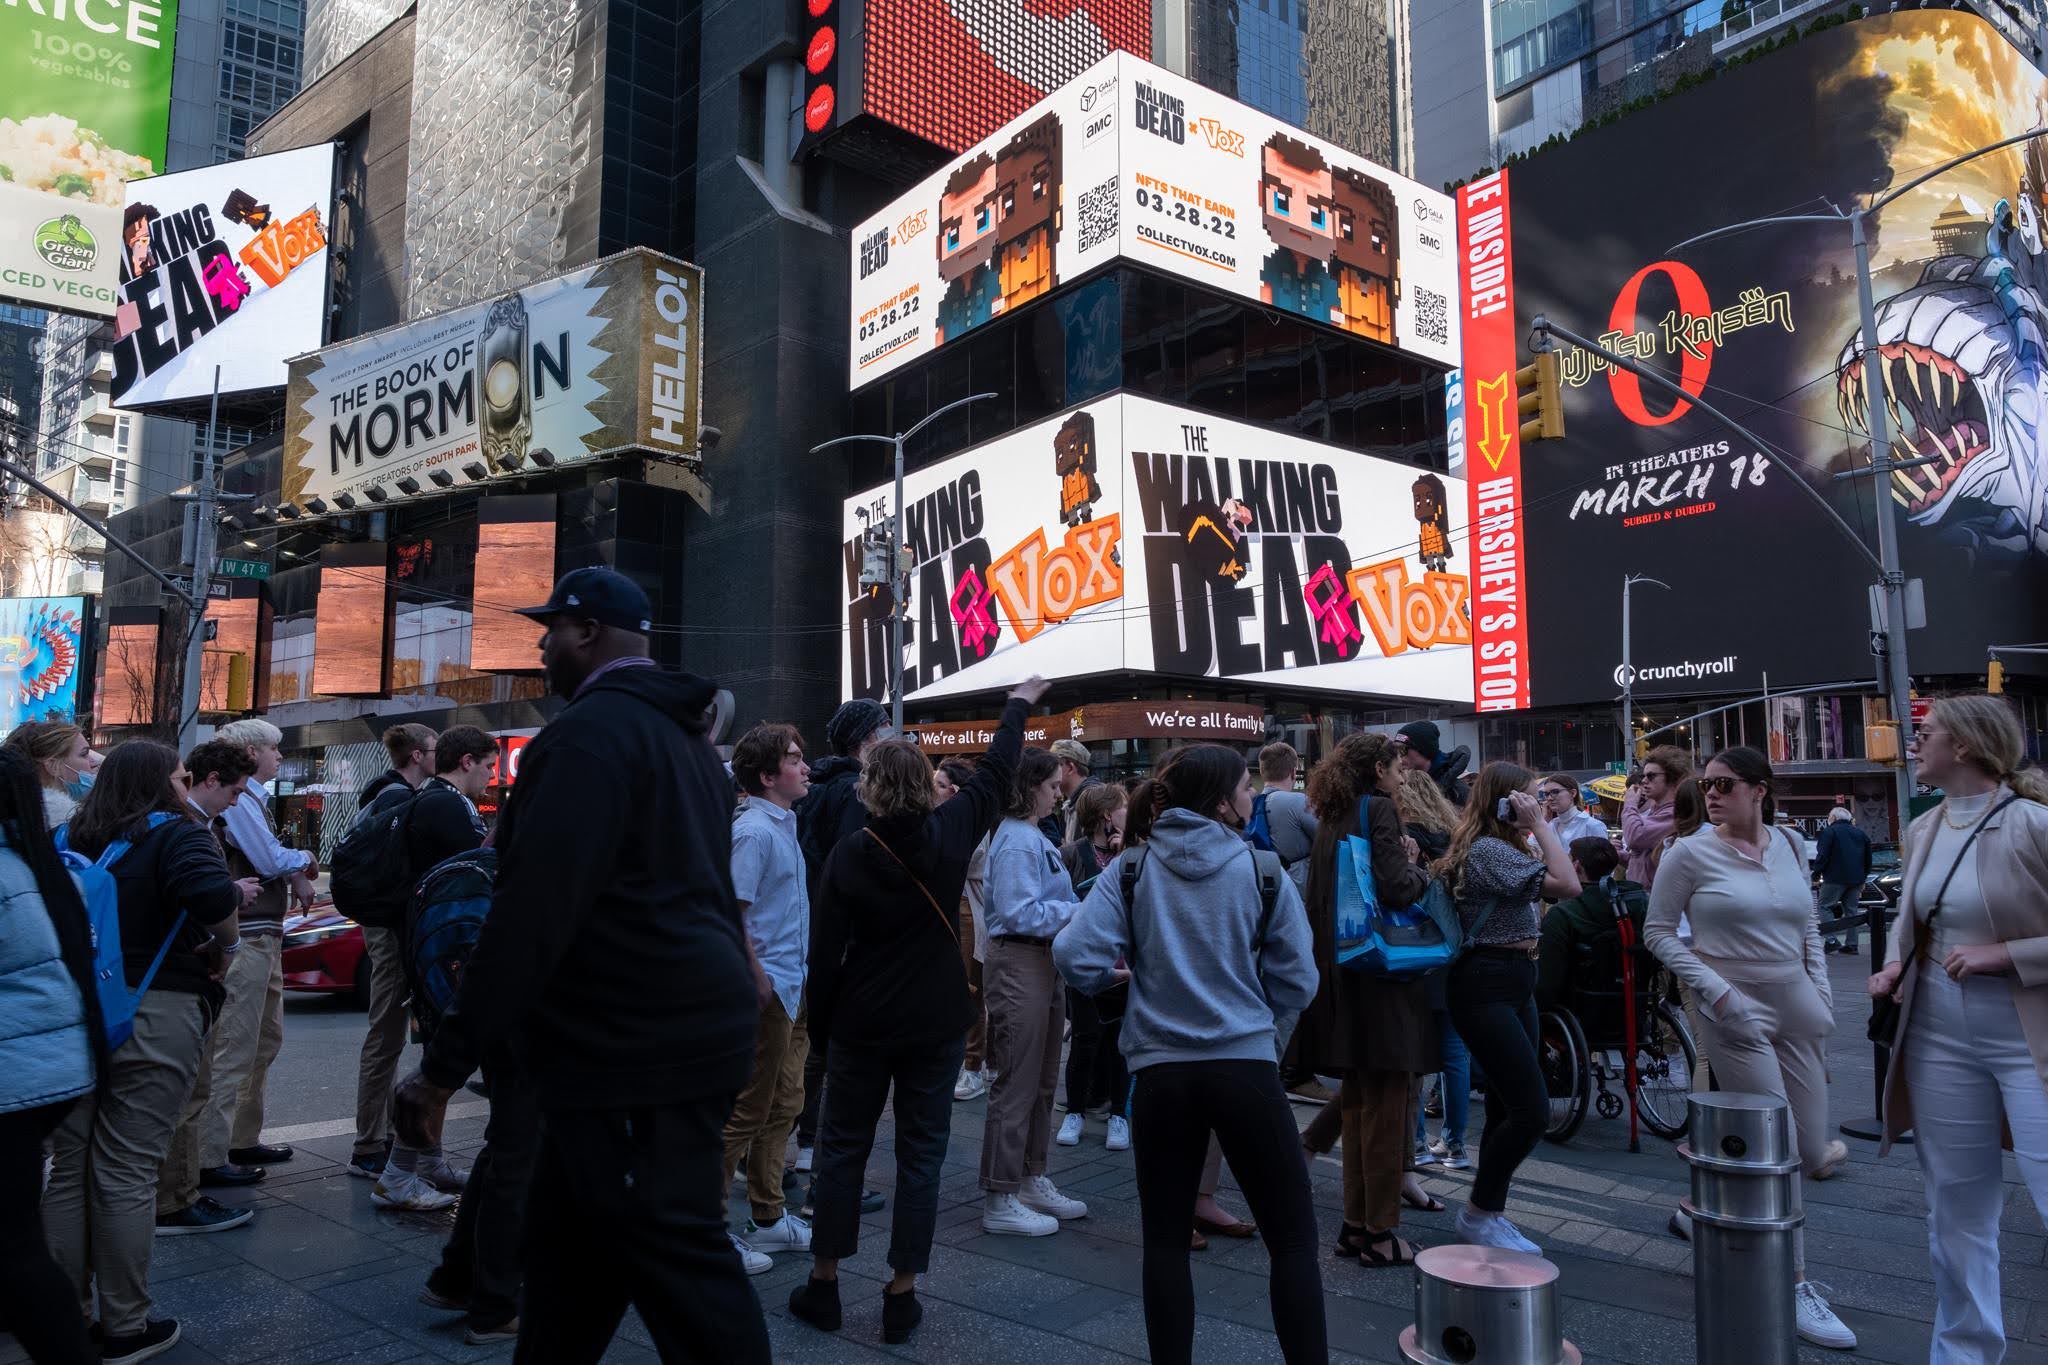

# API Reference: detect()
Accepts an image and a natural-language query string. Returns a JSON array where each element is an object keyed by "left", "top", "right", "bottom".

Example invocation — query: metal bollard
[
  {"left": 1681, "top": 1091, "right": 1802, "bottom": 1365},
  {"left": 1399, "top": 1245, "right": 1581, "bottom": 1364}
]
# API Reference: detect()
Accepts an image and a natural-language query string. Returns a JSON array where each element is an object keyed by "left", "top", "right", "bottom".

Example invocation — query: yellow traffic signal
[
  {"left": 1517, "top": 351, "right": 1565, "bottom": 443},
  {"left": 1990, "top": 658, "right": 2006, "bottom": 694}
]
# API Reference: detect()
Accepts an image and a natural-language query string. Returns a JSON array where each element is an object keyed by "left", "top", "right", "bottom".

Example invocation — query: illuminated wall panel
[
  {"left": 471, "top": 495, "right": 556, "bottom": 672},
  {"left": 98, "top": 607, "right": 162, "bottom": 729},
  {"left": 314, "top": 542, "right": 393, "bottom": 696}
]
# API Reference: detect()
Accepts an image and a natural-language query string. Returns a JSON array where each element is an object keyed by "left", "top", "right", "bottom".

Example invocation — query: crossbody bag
[{"left": 1867, "top": 794, "right": 2019, "bottom": 1046}]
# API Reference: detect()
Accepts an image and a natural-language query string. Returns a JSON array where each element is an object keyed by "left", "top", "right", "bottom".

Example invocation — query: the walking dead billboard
[
  {"left": 841, "top": 393, "right": 1473, "bottom": 704},
  {"left": 1469, "top": 10, "right": 2048, "bottom": 709}
]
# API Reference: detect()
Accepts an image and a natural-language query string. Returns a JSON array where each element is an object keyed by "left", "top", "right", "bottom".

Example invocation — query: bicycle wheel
[
  {"left": 1629, "top": 999, "right": 1698, "bottom": 1140},
  {"left": 1539, "top": 1008, "right": 1590, "bottom": 1144}
]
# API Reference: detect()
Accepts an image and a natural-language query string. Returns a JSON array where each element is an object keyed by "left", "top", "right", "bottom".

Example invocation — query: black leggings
[
  {"left": 1064, "top": 987, "right": 1129, "bottom": 1115},
  {"left": 1447, "top": 950, "right": 1546, "bottom": 1213},
  {"left": 1130, "top": 1060, "right": 1326, "bottom": 1365},
  {"left": 0, "top": 1101, "right": 96, "bottom": 1365}
]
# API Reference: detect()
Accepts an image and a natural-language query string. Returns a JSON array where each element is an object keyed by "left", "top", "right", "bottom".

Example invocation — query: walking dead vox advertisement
[{"left": 1463, "top": 11, "right": 2048, "bottom": 711}]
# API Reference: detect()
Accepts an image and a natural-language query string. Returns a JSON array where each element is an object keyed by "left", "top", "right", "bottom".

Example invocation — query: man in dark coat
[{"left": 1814, "top": 808, "right": 1873, "bottom": 955}]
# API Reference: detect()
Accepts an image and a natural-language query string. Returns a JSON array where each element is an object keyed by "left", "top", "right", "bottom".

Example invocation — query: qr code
[
  {"left": 1413, "top": 286, "right": 1450, "bottom": 345},
  {"left": 1079, "top": 178, "right": 1119, "bottom": 252}
]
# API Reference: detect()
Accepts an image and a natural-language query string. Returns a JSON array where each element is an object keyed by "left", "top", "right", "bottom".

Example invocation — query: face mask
[{"left": 63, "top": 768, "right": 94, "bottom": 801}]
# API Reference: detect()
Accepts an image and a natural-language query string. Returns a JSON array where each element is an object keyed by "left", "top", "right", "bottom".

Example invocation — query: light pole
[
  {"left": 812, "top": 391, "right": 998, "bottom": 731},
  {"left": 1621, "top": 573, "right": 1670, "bottom": 765}
]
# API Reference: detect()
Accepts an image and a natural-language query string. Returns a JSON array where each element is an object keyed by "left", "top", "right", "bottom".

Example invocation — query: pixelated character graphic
[
  {"left": 936, "top": 152, "right": 1002, "bottom": 345},
  {"left": 1178, "top": 497, "right": 1255, "bottom": 584},
  {"left": 994, "top": 113, "right": 1062, "bottom": 313},
  {"left": 1055, "top": 411, "right": 1101, "bottom": 527},
  {"left": 1332, "top": 167, "right": 1398, "bottom": 345},
  {"left": 1258, "top": 133, "right": 1341, "bottom": 326},
  {"left": 220, "top": 187, "right": 273, "bottom": 230},
  {"left": 1413, "top": 473, "right": 1452, "bottom": 572}
]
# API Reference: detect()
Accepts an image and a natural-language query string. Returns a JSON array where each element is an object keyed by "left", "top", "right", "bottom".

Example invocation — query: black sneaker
[
  {"left": 788, "top": 1276, "right": 842, "bottom": 1332},
  {"left": 101, "top": 1318, "right": 180, "bottom": 1362},
  {"left": 199, "top": 1162, "right": 265, "bottom": 1187},
  {"left": 883, "top": 1287, "right": 924, "bottom": 1344},
  {"left": 860, "top": 1188, "right": 887, "bottom": 1214},
  {"left": 155, "top": 1197, "right": 254, "bottom": 1236},
  {"left": 347, "top": 1143, "right": 392, "bottom": 1179},
  {"left": 229, "top": 1143, "right": 293, "bottom": 1164}
]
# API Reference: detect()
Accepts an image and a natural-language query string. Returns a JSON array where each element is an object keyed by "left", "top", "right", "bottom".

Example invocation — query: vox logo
[
  {"left": 988, "top": 517, "right": 1122, "bottom": 643},
  {"left": 1345, "top": 560, "right": 1471, "bottom": 655}
]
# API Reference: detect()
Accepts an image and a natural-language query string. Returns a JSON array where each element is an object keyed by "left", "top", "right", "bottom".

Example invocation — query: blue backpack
[
  {"left": 1332, "top": 795, "right": 1479, "bottom": 980},
  {"left": 1244, "top": 791, "right": 1277, "bottom": 852},
  {"left": 55, "top": 813, "right": 182, "bottom": 1050},
  {"left": 405, "top": 847, "right": 496, "bottom": 1035}
]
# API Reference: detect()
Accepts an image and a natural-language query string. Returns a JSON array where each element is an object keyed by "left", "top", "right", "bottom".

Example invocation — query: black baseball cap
[
  {"left": 514, "top": 566, "right": 654, "bottom": 633},
  {"left": 1394, "top": 720, "right": 1442, "bottom": 759}
]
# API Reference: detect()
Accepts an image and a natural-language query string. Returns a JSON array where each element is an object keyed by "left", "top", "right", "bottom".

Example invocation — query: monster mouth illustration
[{"left": 1836, "top": 339, "right": 1991, "bottom": 514}]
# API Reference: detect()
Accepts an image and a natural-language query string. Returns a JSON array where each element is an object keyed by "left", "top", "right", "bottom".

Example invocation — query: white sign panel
[
  {"left": 842, "top": 393, "right": 1473, "bottom": 704},
  {"left": 112, "top": 143, "right": 335, "bottom": 406},
  {"left": 849, "top": 52, "right": 1460, "bottom": 387}
]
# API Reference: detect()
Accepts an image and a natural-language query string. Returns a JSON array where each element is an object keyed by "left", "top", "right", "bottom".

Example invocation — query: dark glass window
[
  {"left": 1058, "top": 274, "right": 1120, "bottom": 406},
  {"left": 1184, "top": 296, "right": 1244, "bottom": 420},
  {"left": 1244, "top": 313, "right": 1303, "bottom": 427},
  {"left": 1017, "top": 306, "right": 1068, "bottom": 430}
]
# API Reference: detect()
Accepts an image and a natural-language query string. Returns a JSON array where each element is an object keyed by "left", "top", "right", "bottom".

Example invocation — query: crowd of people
[{"left": 0, "top": 566, "right": 2042, "bottom": 1365}]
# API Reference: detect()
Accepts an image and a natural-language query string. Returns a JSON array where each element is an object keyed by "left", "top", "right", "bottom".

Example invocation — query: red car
[{"left": 281, "top": 904, "right": 371, "bottom": 1008}]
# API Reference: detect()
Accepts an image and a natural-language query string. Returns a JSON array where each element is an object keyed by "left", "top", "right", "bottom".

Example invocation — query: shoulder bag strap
[
  {"left": 862, "top": 828, "right": 958, "bottom": 944},
  {"left": 1118, "top": 845, "right": 1149, "bottom": 964},
  {"left": 1922, "top": 795, "right": 2022, "bottom": 942}
]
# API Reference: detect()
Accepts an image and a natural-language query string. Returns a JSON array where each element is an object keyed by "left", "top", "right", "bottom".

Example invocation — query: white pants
[{"left": 1907, "top": 967, "right": 2048, "bottom": 1363}]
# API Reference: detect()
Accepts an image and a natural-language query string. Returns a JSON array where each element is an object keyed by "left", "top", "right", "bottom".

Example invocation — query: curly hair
[
  {"left": 854, "top": 739, "right": 934, "bottom": 822},
  {"left": 1306, "top": 732, "right": 1398, "bottom": 824},
  {"left": 1005, "top": 748, "right": 1061, "bottom": 820},
  {"left": 1395, "top": 767, "right": 1459, "bottom": 835},
  {"left": 731, "top": 723, "right": 803, "bottom": 797}
]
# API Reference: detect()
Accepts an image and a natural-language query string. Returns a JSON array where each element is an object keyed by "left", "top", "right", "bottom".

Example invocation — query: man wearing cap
[
  {"left": 1043, "top": 738, "right": 1099, "bottom": 844},
  {"left": 392, "top": 567, "right": 770, "bottom": 1363},
  {"left": 1394, "top": 720, "right": 1471, "bottom": 809}
]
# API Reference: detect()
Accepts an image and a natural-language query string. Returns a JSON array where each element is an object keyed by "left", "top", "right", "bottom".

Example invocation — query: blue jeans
[
  {"left": 810, "top": 1034, "right": 966, "bottom": 1274},
  {"left": 1415, "top": 1009, "right": 1471, "bottom": 1148}
]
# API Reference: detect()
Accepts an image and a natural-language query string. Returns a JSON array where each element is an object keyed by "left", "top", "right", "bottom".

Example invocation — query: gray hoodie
[{"left": 1054, "top": 809, "right": 1319, "bottom": 1072}]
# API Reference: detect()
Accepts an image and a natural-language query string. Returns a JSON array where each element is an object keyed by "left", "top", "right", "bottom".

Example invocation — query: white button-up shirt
[{"left": 730, "top": 799, "right": 809, "bottom": 1020}]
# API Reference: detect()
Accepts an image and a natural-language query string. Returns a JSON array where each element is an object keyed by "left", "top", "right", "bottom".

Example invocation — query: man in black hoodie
[{"left": 393, "top": 568, "right": 767, "bottom": 1364}]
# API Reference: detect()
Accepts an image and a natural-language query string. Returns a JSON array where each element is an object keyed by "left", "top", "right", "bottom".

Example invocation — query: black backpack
[
  {"left": 405, "top": 847, "right": 497, "bottom": 1036},
  {"left": 328, "top": 783, "right": 421, "bottom": 929}
]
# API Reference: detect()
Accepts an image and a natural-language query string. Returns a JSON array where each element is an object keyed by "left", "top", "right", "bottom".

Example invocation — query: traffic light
[
  {"left": 1990, "top": 657, "right": 2006, "bottom": 694},
  {"left": 1517, "top": 351, "right": 1565, "bottom": 443},
  {"left": 857, "top": 525, "right": 892, "bottom": 599}
]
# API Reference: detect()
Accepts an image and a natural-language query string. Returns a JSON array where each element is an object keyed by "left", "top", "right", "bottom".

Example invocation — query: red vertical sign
[{"left": 1457, "top": 171, "right": 1531, "bottom": 712}]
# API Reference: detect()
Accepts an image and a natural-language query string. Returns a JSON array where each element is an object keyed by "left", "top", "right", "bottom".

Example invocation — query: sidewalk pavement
[{"left": 7, "top": 953, "right": 2046, "bottom": 1363}]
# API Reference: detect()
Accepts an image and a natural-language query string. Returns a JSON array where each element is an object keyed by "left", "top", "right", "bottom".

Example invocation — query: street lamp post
[
  {"left": 812, "top": 391, "right": 998, "bottom": 731},
  {"left": 1621, "top": 573, "right": 1670, "bottom": 766}
]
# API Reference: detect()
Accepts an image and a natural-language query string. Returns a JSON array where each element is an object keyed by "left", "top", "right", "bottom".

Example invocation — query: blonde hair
[
  {"left": 216, "top": 718, "right": 283, "bottom": 749},
  {"left": 854, "top": 739, "right": 935, "bottom": 822},
  {"left": 1395, "top": 767, "right": 1459, "bottom": 834},
  {"left": 1930, "top": 694, "right": 2048, "bottom": 804}
]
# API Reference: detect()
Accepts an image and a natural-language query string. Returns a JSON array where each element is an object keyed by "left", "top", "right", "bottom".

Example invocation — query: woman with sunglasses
[
  {"left": 1869, "top": 694, "right": 2048, "bottom": 1363},
  {"left": 1645, "top": 746, "right": 1855, "bottom": 1351}
]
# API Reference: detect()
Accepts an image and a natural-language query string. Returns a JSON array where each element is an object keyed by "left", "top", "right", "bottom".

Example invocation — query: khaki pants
[
  {"left": 1340, "top": 1069, "right": 1416, "bottom": 1231},
  {"left": 198, "top": 934, "right": 284, "bottom": 1165},
  {"left": 44, "top": 989, "right": 209, "bottom": 1337},
  {"left": 155, "top": 1032, "right": 214, "bottom": 1217},
  {"left": 721, "top": 994, "right": 809, "bottom": 1223},
  {"left": 960, "top": 899, "right": 986, "bottom": 1071},
  {"left": 980, "top": 938, "right": 1064, "bottom": 1193},
  {"left": 354, "top": 926, "right": 410, "bottom": 1159}
]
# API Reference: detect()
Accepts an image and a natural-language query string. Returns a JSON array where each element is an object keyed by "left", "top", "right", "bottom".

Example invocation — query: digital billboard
[
  {"left": 113, "top": 142, "right": 335, "bottom": 407},
  {"left": 471, "top": 495, "right": 555, "bottom": 671},
  {"left": 0, "top": 595, "right": 89, "bottom": 732},
  {"left": 313, "top": 542, "right": 390, "bottom": 696},
  {"left": 849, "top": 53, "right": 1459, "bottom": 387},
  {"left": 841, "top": 393, "right": 1472, "bottom": 704},
  {"left": 283, "top": 248, "right": 703, "bottom": 516},
  {"left": 0, "top": 0, "right": 177, "bottom": 317},
  {"left": 1490, "top": 10, "right": 2048, "bottom": 708}
]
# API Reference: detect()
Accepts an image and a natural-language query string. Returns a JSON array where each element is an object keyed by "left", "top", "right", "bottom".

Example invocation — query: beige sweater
[{"left": 1645, "top": 824, "right": 1828, "bottom": 1009}]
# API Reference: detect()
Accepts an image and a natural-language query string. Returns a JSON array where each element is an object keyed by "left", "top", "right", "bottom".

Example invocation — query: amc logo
[{"left": 897, "top": 209, "right": 929, "bottom": 243}]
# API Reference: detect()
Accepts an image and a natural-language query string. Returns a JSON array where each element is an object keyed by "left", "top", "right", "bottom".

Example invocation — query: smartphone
[{"left": 1497, "top": 797, "right": 1513, "bottom": 820}]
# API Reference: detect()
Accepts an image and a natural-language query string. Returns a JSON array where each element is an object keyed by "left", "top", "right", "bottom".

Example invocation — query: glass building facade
[{"left": 1184, "top": 0, "right": 1399, "bottom": 163}]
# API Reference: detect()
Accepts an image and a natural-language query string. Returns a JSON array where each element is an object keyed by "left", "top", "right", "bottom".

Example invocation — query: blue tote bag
[{"left": 1333, "top": 794, "right": 1465, "bottom": 979}]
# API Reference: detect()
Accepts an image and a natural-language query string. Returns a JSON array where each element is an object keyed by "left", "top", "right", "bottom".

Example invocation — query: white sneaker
[
  {"left": 982, "top": 1191, "right": 1059, "bottom": 1237},
  {"left": 1796, "top": 1281, "right": 1857, "bottom": 1349},
  {"left": 1105, "top": 1116, "right": 1131, "bottom": 1151},
  {"left": 1018, "top": 1174, "right": 1088, "bottom": 1220},
  {"left": 954, "top": 1069, "right": 990, "bottom": 1101},
  {"left": 371, "top": 1169, "right": 459, "bottom": 1211},
  {"left": 1668, "top": 1208, "right": 1692, "bottom": 1242},
  {"left": 1454, "top": 1207, "right": 1540, "bottom": 1255},
  {"left": 794, "top": 1146, "right": 814, "bottom": 1173},
  {"left": 1056, "top": 1112, "right": 1084, "bottom": 1146},
  {"left": 416, "top": 1155, "right": 470, "bottom": 1192},
  {"left": 728, "top": 1232, "right": 773, "bottom": 1275},
  {"left": 745, "top": 1213, "right": 813, "bottom": 1252}
]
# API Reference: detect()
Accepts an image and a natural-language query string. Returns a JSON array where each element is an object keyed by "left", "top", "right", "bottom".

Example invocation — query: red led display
[{"left": 861, "top": 0, "right": 1151, "bottom": 153}]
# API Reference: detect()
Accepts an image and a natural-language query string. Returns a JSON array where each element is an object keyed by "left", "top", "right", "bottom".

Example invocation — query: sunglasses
[{"left": 1697, "top": 776, "right": 1745, "bottom": 796}]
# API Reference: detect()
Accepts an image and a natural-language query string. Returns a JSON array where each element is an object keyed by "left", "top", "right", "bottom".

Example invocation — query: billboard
[
  {"left": 0, "top": 595, "right": 89, "bottom": 732},
  {"left": 849, "top": 53, "right": 1459, "bottom": 387},
  {"left": 282, "top": 248, "right": 702, "bottom": 516},
  {"left": 112, "top": 143, "right": 335, "bottom": 407},
  {"left": 1493, "top": 11, "right": 2048, "bottom": 709},
  {"left": 0, "top": 0, "right": 177, "bottom": 317},
  {"left": 841, "top": 393, "right": 1472, "bottom": 704}
]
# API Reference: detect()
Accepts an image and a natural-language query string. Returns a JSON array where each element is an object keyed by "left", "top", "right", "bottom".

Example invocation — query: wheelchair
[{"left": 1538, "top": 941, "right": 1698, "bottom": 1147}]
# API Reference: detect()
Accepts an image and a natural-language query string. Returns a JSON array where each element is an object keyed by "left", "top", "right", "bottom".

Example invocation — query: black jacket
[
  {"left": 809, "top": 698, "right": 1025, "bottom": 1052},
  {"left": 423, "top": 666, "right": 755, "bottom": 1110},
  {"left": 796, "top": 756, "right": 867, "bottom": 894},
  {"left": 99, "top": 815, "right": 240, "bottom": 1021},
  {"left": 358, "top": 769, "right": 411, "bottom": 812},
  {"left": 1430, "top": 748, "right": 1472, "bottom": 809},
  {"left": 1813, "top": 821, "right": 1872, "bottom": 888},
  {"left": 405, "top": 777, "right": 487, "bottom": 877}
]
